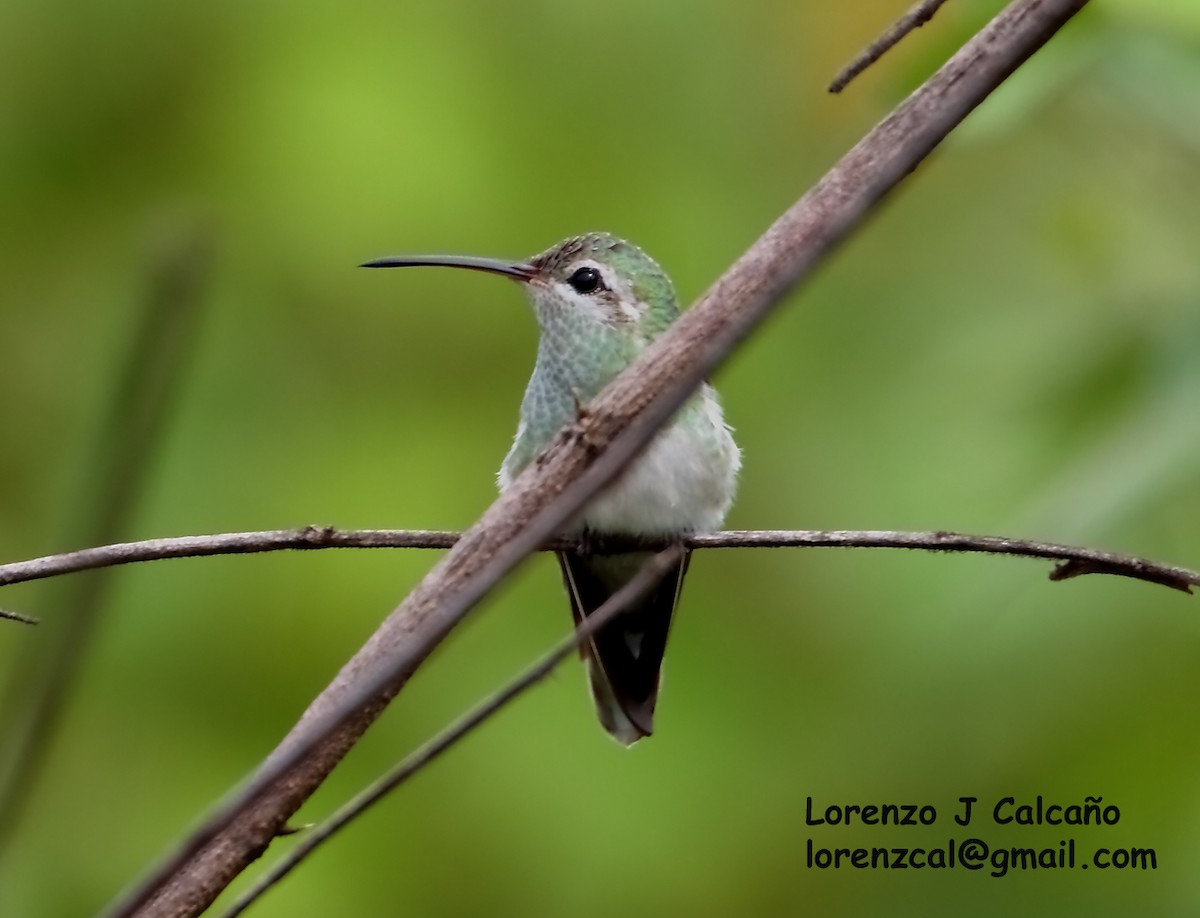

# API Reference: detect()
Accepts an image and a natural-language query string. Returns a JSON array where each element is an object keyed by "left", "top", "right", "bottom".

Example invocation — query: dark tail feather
[{"left": 557, "top": 549, "right": 689, "bottom": 745}]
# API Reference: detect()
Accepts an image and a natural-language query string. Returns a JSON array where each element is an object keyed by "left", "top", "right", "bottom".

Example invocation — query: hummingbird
[{"left": 363, "top": 233, "right": 740, "bottom": 744}]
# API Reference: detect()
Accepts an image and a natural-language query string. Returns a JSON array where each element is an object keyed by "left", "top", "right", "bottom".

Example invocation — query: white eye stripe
[{"left": 544, "top": 261, "right": 646, "bottom": 326}]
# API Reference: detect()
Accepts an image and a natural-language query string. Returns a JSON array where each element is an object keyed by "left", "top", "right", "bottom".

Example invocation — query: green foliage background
[{"left": 3, "top": 1, "right": 1200, "bottom": 915}]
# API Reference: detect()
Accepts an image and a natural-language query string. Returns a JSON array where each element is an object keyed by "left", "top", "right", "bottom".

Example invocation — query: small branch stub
[{"left": 829, "top": 0, "right": 954, "bottom": 93}]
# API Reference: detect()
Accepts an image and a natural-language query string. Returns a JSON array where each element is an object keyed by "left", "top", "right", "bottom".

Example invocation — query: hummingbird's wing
[{"left": 556, "top": 549, "right": 690, "bottom": 745}]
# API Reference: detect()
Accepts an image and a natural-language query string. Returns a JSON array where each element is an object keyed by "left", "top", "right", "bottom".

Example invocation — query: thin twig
[
  {"left": 830, "top": 0, "right": 954, "bottom": 93},
  {"left": 219, "top": 546, "right": 685, "bottom": 918},
  {"left": 0, "top": 223, "right": 212, "bottom": 860},
  {"left": 102, "top": 5, "right": 1092, "bottom": 916},
  {"left": 0, "top": 527, "right": 1195, "bottom": 594},
  {"left": 0, "top": 609, "right": 38, "bottom": 626}
]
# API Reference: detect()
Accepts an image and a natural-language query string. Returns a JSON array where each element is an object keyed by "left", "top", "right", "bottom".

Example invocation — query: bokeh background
[{"left": 3, "top": 0, "right": 1200, "bottom": 915}]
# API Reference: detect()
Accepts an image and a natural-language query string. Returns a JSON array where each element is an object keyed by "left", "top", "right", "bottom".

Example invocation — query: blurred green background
[{"left": 3, "top": 0, "right": 1200, "bottom": 915}]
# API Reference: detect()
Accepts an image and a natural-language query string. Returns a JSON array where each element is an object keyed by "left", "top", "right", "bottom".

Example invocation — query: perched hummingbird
[{"left": 363, "top": 233, "right": 740, "bottom": 744}]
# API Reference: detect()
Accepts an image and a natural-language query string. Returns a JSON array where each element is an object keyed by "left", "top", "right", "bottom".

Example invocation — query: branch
[
  {"left": 219, "top": 546, "right": 686, "bottom": 918},
  {"left": 0, "top": 528, "right": 459, "bottom": 588},
  {"left": 830, "top": 0, "right": 954, "bottom": 93},
  {"left": 102, "top": 3, "right": 1093, "bottom": 916},
  {"left": 1, "top": 527, "right": 1195, "bottom": 594}
]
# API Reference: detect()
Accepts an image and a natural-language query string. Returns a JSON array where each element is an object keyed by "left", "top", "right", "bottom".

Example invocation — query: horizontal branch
[{"left": 1, "top": 527, "right": 1194, "bottom": 594}]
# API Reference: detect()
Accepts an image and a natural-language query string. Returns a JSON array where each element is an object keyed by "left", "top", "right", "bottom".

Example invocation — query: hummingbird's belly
[
  {"left": 576, "top": 391, "right": 739, "bottom": 536},
  {"left": 498, "top": 385, "right": 739, "bottom": 536}
]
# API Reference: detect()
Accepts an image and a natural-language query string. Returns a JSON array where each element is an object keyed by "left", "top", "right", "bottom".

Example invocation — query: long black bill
[{"left": 359, "top": 254, "right": 536, "bottom": 281}]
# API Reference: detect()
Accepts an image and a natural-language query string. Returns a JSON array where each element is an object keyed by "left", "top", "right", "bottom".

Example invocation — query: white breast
[{"left": 501, "top": 384, "right": 740, "bottom": 537}]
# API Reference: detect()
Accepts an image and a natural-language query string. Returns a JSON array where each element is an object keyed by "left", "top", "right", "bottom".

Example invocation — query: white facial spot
[{"left": 562, "top": 260, "right": 643, "bottom": 325}]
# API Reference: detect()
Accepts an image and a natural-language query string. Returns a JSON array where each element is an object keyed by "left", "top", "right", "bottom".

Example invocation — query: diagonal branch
[
  {"left": 830, "top": 0, "right": 955, "bottom": 93},
  {"left": 101, "top": 3, "right": 1093, "bottom": 916},
  {"left": 0, "top": 527, "right": 1195, "bottom": 594},
  {"left": 219, "top": 547, "right": 686, "bottom": 918}
]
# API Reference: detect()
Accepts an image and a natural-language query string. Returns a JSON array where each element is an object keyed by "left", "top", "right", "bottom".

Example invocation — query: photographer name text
[{"left": 806, "top": 795, "right": 1119, "bottom": 827}]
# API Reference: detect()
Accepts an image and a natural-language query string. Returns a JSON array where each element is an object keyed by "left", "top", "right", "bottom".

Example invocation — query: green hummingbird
[{"left": 363, "top": 233, "right": 740, "bottom": 744}]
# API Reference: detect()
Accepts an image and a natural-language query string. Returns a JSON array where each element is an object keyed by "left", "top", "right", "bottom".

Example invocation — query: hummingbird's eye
[{"left": 567, "top": 266, "right": 604, "bottom": 295}]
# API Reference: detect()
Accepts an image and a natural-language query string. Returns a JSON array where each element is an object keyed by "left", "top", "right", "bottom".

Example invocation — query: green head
[{"left": 522, "top": 233, "right": 679, "bottom": 341}]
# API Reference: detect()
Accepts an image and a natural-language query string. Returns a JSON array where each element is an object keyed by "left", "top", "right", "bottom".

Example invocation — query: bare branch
[
  {"left": 1, "top": 527, "right": 1194, "bottom": 595},
  {"left": 101, "top": 4, "right": 1093, "bottom": 916},
  {"left": 830, "top": 0, "right": 954, "bottom": 93},
  {"left": 0, "top": 609, "right": 38, "bottom": 626},
  {"left": 219, "top": 546, "right": 686, "bottom": 918},
  {"left": 0, "top": 527, "right": 458, "bottom": 588},
  {"left": 696, "top": 530, "right": 1199, "bottom": 594}
]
